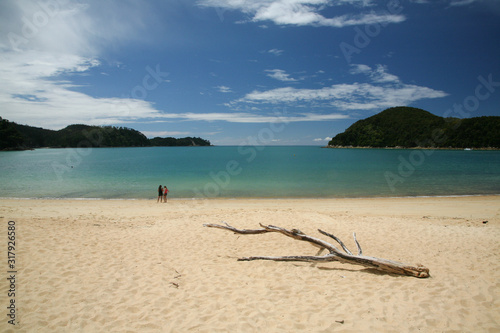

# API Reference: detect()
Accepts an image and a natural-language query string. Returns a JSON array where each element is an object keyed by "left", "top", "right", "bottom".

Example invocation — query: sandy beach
[{"left": 1, "top": 196, "right": 499, "bottom": 332}]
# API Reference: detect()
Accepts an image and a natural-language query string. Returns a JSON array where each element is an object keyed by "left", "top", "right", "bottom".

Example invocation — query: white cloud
[
  {"left": 231, "top": 65, "right": 447, "bottom": 111},
  {"left": 154, "top": 112, "right": 348, "bottom": 123},
  {"left": 268, "top": 48, "right": 284, "bottom": 56},
  {"left": 0, "top": 49, "right": 165, "bottom": 129},
  {"left": 370, "top": 64, "right": 400, "bottom": 83},
  {"left": 350, "top": 63, "right": 399, "bottom": 83},
  {"left": 449, "top": 0, "right": 476, "bottom": 6},
  {"left": 412, "top": 0, "right": 480, "bottom": 6},
  {"left": 0, "top": 1, "right": 169, "bottom": 130},
  {"left": 314, "top": 137, "right": 332, "bottom": 141},
  {"left": 265, "top": 69, "right": 299, "bottom": 82},
  {"left": 349, "top": 64, "right": 372, "bottom": 74},
  {"left": 1, "top": 1, "right": 157, "bottom": 55},
  {"left": 198, "top": 0, "right": 405, "bottom": 28},
  {"left": 239, "top": 85, "right": 355, "bottom": 104},
  {"left": 328, "top": 83, "right": 447, "bottom": 110},
  {"left": 142, "top": 131, "right": 192, "bottom": 138},
  {"left": 217, "top": 85, "right": 233, "bottom": 93}
]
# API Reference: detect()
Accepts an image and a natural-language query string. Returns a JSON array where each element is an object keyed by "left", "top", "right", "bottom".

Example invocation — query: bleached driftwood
[{"left": 204, "top": 222, "right": 430, "bottom": 278}]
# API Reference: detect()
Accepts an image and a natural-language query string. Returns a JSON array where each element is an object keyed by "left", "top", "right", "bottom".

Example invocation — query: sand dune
[{"left": 1, "top": 196, "right": 499, "bottom": 332}]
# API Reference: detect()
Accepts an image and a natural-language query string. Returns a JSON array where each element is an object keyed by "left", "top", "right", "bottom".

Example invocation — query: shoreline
[
  {"left": 323, "top": 145, "right": 500, "bottom": 150},
  {"left": 1, "top": 193, "right": 499, "bottom": 201},
  {"left": 1, "top": 195, "right": 499, "bottom": 332}
]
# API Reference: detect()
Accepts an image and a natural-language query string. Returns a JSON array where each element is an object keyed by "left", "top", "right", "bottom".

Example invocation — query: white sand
[{"left": 1, "top": 196, "right": 499, "bottom": 332}]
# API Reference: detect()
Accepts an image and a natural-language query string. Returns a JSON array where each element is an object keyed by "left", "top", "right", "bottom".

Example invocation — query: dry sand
[{"left": 1, "top": 196, "right": 499, "bottom": 332}]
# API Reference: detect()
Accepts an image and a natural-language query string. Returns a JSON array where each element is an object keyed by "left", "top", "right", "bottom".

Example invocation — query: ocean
[{"left": 0, "top": 146, "right": 499, "bottom": 199}]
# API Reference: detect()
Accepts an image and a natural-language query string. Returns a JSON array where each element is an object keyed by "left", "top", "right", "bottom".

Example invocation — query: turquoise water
[{"left": 0, "top": 146, "right": 499, "bottom": 199}]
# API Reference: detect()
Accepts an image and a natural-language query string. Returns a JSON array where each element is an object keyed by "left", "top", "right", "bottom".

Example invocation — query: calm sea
[{"left": 0, "top": 146, "right": 499, "bottom": 199}]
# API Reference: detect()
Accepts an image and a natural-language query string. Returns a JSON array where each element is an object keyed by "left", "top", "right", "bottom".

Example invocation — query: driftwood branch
[{"left": 203, "top": 223, "right": 430, "bottom": 278}]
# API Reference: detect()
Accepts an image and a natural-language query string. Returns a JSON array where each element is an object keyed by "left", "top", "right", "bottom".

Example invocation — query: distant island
[
  {"left": 326, "top": 107, "right": 500, "bottom": 149},
  {"left": 0, "top": 117, "right": 211, "bottom": 150}
]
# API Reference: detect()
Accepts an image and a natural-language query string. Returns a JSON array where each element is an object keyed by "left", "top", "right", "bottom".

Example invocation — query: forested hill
[
  {"left": 0, "top": 117, "right": 211, "bottom": 150},
  {"left": 327, "top": 107, "right": 500, "bottom": 149}
]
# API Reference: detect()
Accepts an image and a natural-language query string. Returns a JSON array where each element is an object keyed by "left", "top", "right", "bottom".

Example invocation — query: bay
[{"left": 0, "top": 146, "right": 499, "bottom": 199}]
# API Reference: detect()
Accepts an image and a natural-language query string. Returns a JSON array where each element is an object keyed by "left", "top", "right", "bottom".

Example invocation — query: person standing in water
[
  {"left": 157, "top": 185, "right": 163, "bottom": 203},
  {"left": 163, "top": 186, "right": 169, "bottom": 203}
]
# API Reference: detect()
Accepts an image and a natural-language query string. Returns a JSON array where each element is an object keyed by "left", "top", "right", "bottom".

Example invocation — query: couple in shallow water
[{"left": 157, "top": 185, "right": 169, "bottom": 203}]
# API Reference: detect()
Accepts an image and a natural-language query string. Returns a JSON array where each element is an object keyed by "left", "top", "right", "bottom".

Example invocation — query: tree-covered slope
[
  {"left": 0, "top": 117, "right": 25, "bottom": 150},
  {"left": 55, "top": 125, "right": 151, "bottom": 148},
  {"left": 149, "top": 136, "right": 211, "bottom": 147},
  {"left": 0, "top": 117, "right": 212, "bottom": 150},
  {"left": 328, "top": 107, "right": 500, "bottom": 148},
  {"left": 10, "top": 123, "right": 151, "bottom": 148}
]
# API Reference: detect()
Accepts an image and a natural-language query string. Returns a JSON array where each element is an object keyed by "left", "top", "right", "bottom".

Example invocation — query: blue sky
[{"left": 1, "top": 0, "right": 499, "bottom": 145}]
